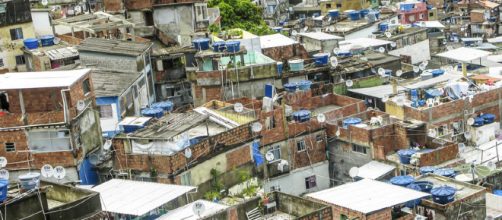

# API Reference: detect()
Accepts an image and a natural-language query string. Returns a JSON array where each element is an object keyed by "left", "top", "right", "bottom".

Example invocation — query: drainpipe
[
  {"left": 462, "top": 62, "right": 467, "bottom": 77},
  {"left": 61, "top": 89, "right": 71, "bottom": 125},
  {"left": 18, "top": 90, "right": 27, "bottom": 125}
]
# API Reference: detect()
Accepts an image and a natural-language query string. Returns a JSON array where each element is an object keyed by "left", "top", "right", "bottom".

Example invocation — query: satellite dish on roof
[
  {"left": 317, "top": 113, "right": 326, "bottom": 123},
  {"left": 467, "top": 118, "right": 475, "bottom": 126},
  {"left": 184, "top": 148, "right": 192, "bottom": 158},
  {"left": 41, "top": 0, "right": 48, "bottom": 6},
  {"left": 419, "top": 63, "right": 427, "bottom": 71},
  {"left": 41, "top": 164, "right": 54, "bottom": 178},
  {"left": 251, "top": 122, "right": 263, "bottom": 133},
  {"left": 330, "top": 56, "right": 338, "bottom": 67},
  {"left": 53, "top": 166, "right": 66, "bottom": 180},
  {"left": 396, "top": 70, "right": 403, "bottom": 77},
  {"left": 345, "top": 79, "right": 354, "bottom": 87},
  {"left": 103, "top": 139, "right": 112, "bottom": 151},
  {"left": 75, "top": 5, "right": 82, "bottom": 14},
  {"left": 76, "top": 100, "right": 86, "bottom": 111},
  {"left": 428, "top": 129, "right": 437, "bottom": 137},
  {"left": 53, "top": 37, "right": 61, "bottom": 45},
  {"left": 378, "top": 68, "right": 386, "bottom": 76},
  {"left": 390, "top": 42, "right": 397, "bottom": 47},
  {"left": 349, "top": 167, "right": 359, "bottom": 178},
  {"left": 413, "top": 66, "right": 420, "bottom": 73},
  {"left": 384, "top": 31, "right": 392, "bottom": 38},
  {"left": 303, "top": 27, "right": 308, "bottom": 32},
  {"left": 395, "top": 96, "right": 405, "bottom": 106},
  {"left": 422, "top": 60, "right": 429, "bottom": 67},
  {"left": 0, "top": 169, "right": 8, "bottom": 180},
  {"left": 0, "top": 157, "right": 6, "bottom": 168},
  {"left": 458, "top": 143, "right": 466, "bottom": 153},
  {"left": 378, "top": 47, "right": 386, "bottom": 53},
  {"left": 234, "top": 103, "right": 244, "bottom": 113},
  {"left": 333, "top": 48, "right": 340, "bottom": 54},
  {"left": 192, "top": 201, "right": 206, "bottom": 216},
  {"left": 265, "top": 151, "right": 275, "bottom": 161}
]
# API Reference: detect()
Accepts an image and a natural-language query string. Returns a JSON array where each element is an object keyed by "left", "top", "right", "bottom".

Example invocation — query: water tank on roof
[
  {"left": 141, "top": 108, "right": 164, "bottom": 118},
  {"left": 473, "top": 117, "right": 485, "bottom": 127},
  {"left": 328, "top": 9, "right": 340, "bottom": 19},
  {"left": 493, "top": 189, "right": 502, "bottom": 196},
  {"left": 151, "top": 101, "right": 173, "bottom": 112},
  {"left": 193, "top": 38, "right": 210, "bottom": 51},
  {"left": 293, "top": 110, "right": 311, "bottom": 122},
  {"left": 0, "top": 179, "right": 7, "bottom": 202},
  {"left": 433, "top": 168, "right": 456, "bottom": 178},
  {"left": 482, "top": 113, "right": 496, "bottom": 124},
  {"left": 23, "top": 38, "right": 39, "bottom": 50},
  {"left": 379, "top": 22, "right": 389, "bottom": 32},
  {"left": 347, "top": 10, "right": 361, "bottom": 21},
  {"left": 225, "top": 41, "right": 241, "bottom": 53},
  {"left": 284, "top": 83, "right": 297, "bottom": 92},
  {"left": 18, "top": 172, "right": 40, "bottom": 190},
  {"left": 343, "top": 117, "right": 362, "bottom": 128},
  {"left": 277, "top": 62, "right": 284, "bottom": 76},
  {"left": 405, "top": 183, "right": 423, "bottom": 208},
  {"left": 212, "top": 41, "right": 226, "bottom": 52},
  {"left": 431, "top": 69, "right": 445, "bottom": 77},
  {"left": 390, "top": 175, "right": 415, "bottom": 187},
  {"left": 289, "top": 59, "right": 304, "bottom": 72},
  {"left": 414, "top": 181, "right": 434, "bottom": 193},
  {"left": 397, "top": 149, "right": 417, "bottom": 164},
  {"left": 297, "top": 80, "right": 312, "bottom": 91},
  {"left": 431, "top": 185, "right": 456, "bottom": 204},
  {"left": 313, "top": 53, "right": 330, "bottom": 66},
  {"left": 419, "top": 166, "right": 437, "bottom": 175},
  {"left": 40, "top": 35, "right": 55, "bottom": 47},
  {"left": 359, "top": 9, "right": 370, "bottom": 17}
]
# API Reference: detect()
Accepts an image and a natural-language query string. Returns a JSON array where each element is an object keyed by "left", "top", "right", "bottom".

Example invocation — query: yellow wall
[
  {"left": 320, "top": 0, "right": 370, "bottom": 15},
  {"left": 0, "top": 22, "right": 36, "bottom": 71},
  {"left": 385, "top": 101, "right": 405, "bottom": 120}
]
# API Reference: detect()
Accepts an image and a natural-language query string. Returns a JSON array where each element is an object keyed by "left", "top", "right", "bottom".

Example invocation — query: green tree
[{"left": 208, "top": 0, "right": 274, "bottom": 35}]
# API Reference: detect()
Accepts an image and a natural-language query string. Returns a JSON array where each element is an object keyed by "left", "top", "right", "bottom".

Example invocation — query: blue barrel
[
  {"left": 284, "top": 83, "right": 297, "bottom": 92},
  {"left": 40, "top": 35, "right": 55, "bottom": 47},
  {"left": 425, "top": 88, "right": 442, "bottom": 99},
  {"left": 273, "top": 27, "right": 283, "bottom": 32},
  {"left": 212, "top": 41, "right": 226, "bottom": 52},
  {"left": 23, "top": 38, "right": 39, "bottom": 49},
  {"left": 293, "top": 110, "right": 311, "bottom": 122},
  {"left": 313, "top": 53, "right": 329, "bottom": 66},
  {"left": 379, "top": 22, "right": 389, "bottom": 32},
  {"left": 343, "top": 117, "right": 362, "bottom": 128},
  {"left": 189, "top": 136, "right": 208, "bottom": 145},
  {"left": 493, "top": 189, "right": 502, "bottom": 196},
  {"left": 431, "top": 69, "right": 445, "bottom": 77},
  {"left": 328, "top": 9, "right": 340, "bottom": 19},
  {"left": 123, "top": 124, "right": 145, "bottom": 133},
  {"left": 473, "top": 117, "right": 485, "bottom": 127},
  {"left": 419, "top": 166, "right": 437, "bottom": 175},
  {"left": 418, "top": 99, "right": 426, "bottom": 106},
  {"left": 335, "top": 51, "right": 353, "bottom": 57},
  {"left": 279, "top": 21, "right": 285, "bottom": 26},
  {"left": 390, "top": 175, "right": 415, "bottom": 187},
  {"left": 348, "top": 11, "right": 361, "bottom": 21},
  {"left": 405, "top": 183, "right": 423, "bottom": 208},
  {"left": 359, "top": 9, "right": 370, "bottom": 17},
  {"left": 410, "top": 89, "right": 418, "bottom": 101},
  {"left": 397, "top": 149, "right": 417, "bottom": 164},
  {"left": 482, "top": 113, "right": 496, "bottom": 124},
  {"left": 277, "top": 62, "right": 283, "bottom": 76},
  {"left": 151, "top": 101, "right": 173, "bottom": 112},
  {"left": 431, "top": 186, "right": 456, "bottom": 204},
  {"left": 225, "top": 41, "right": 241, "bottom": 52},
  {"left": 193, "top": 38, "right": 210, "bottom": 51},
  {"left": 289, "top": 59, "right": 304, "bottom": 71},
  {"left": 433, "top": 168, "right": 456, "bottom": 178},
  {"left": 414, "top": 181, "right": 434, "bottom": 193},
  {"left": 19, "top": 173, "right": 41, "bottom": 190},
  {"left": 0, "top": 179, "right": 7, "bottom": 202},
  {"left": 141, "top": 108, "right": 164, "bottom": 118},
  {"left": 369, "top": 10, "right": 380, "bottom": 19},
  {"left": 400, "top": 3, "right": 414, "bottom": 11},
  {"left": 297, "top": 80, "right": 312, "bottom": 90}
]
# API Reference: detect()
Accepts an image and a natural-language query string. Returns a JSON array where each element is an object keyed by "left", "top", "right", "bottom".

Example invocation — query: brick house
[{"left": 0, "top": 69, "right": 102, "bottom": 182}]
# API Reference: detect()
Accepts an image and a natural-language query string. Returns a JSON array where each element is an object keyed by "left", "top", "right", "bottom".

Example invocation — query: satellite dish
[
  {"left": 384, "top": 31, "right": 392, "bottom": 38},
  {"left": 428, "top": 129, "right": 437, "bottom": 137},
  {"left": 184, "top": 148, "right": 192, "bottom": 158},
  {"left": 396, "top": 70, "right": 403, "bottom": 77},
  {"left": 0, "top": 157, "right": 6, "bottom": 168},
  {"left": 192, "top": 201, "right": 206, "bottom": 216},
  {"left": 464, "top": 131, "right": 472, "bottom": 139},
  {"left": 378, "top": 68, "right": 386, "bottom": 76},
  {"left": 446, "top": 65, "right": 454, "bottom": 73},
  {"left": 345, "top": 79, "right": 353, "bottom": 87},
  {"left": 395, "top": 96, "right": 405, "bottom": 106},
  {"left": 41, "top": 164, "right": 54, "bottom": 178},
  {"left": 349, "top": 167, "right": 359, "bottom": 178},
  {"left": 378, "top": 47, "right": 385, "bottom": 53},
  {"left": 251, "top": 122, "right": 263, "bottom": 132},
  {"left": 317, "top": 113, "right": 326, "bottom": 123},
  {"left": 234, "top": 103, "right": 244, "bottom": 113},
  {"left": 487, "top": 161, "right": 496, "bottom": 171},
  {"left": 390, "top": 42, "right": 397, "bottom": 47},
  {"left": 330, "top": 56, "right": 338, "bottom": 67},
  {"left": 41, "top": 0, "right": 48, "bottom": 6},
  {"left": 413, "top": 66, "right": 420, "bottom": 73},
  {"left": 75, "top": 5, "right": 82, "bottom": 14},
  {"left": 0, "top": 169, "right": 8, "bottom": 180},
  {"left": 265, "top": 151, "right": 275, "bottom": 161},
  {"left": 467, "top": 118, "right": 475, "bottom": 126},
  {"left": 382, "top": 95, "right": 389, "bottom": 102},
  {"left": 103, "top": 139, "right": 112, "bottom": 151},
  {"left": 76, "top": 100, "right": 86, "bottom": 111},
  {"left": 303, "top": 27, "right": 308, "bottom": 32},
  {"left": 419, "top": 63, "right": 427, "bottom": 71},
  {"left": 53, "top": 166, "right": 66, "bottom": 180}
]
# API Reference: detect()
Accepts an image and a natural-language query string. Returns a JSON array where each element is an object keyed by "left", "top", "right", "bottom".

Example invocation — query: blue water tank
[
  {"left": 328, "top": 9, "right": 340, "bottom": 19},
  {"left": 431, "top": 186, "right": 456, "bottom": 204},
  {"left": 297, "top": 80, "right": 312, "bottom": 90},
  {"left": 79, "top": 158, "right": 99, "bottom": 185},
  {"left": 473, "top": 117, "right": 485, "bottom": 127},
  {"left": 277, "top": 62, "right": 284, "bottom": 76},
  {"left": 414, "top": 181, "right": 434, "bottom": 193},
  {"left": 141, "top": 108, "right": 164, "bottom": 118},
  {"left": 419, "top": 166, "right": 437, "bottom": 175},
  {"left": 359, "top": 9, "right": 370, "bottom": 17},
  {"left": 313, "top": 53, "right": 330, "bottom": 66},
  {"left": 0, "top": 179, "right": 7, "bottom": 202},
  {"left": 405, "top": 183, "right": 423, "bottom": 208},
  {"left": 284, "top": 83, "right": 297, "bottom": 92},
  {"left": 189, "top": 136, "right": 208, "bottom": 145},
  {"left": 343, "top": 117, "right": 362, "bottom": 128},
  {"left": 289, "top": 59, "right": 304, "bottom": 71},
  {"left": 379, "top": 22, "right": 389, "bottom": 32},
  {"left": 279, "top": 21, "right": 285, "bottom": 26},
  {"left": 273, "top": 27, "right": 283, "bottom": 32},
  {"left": 40, "top": 35, "right": 55, "bottom": 47},
  {"left": 123, "top": 124, "right": 145, "bottom": 133},
  {"left": 265, "top": 84, "right": 275, "bottom": 98},
  {"left": 410, "top": 89, "right": 418, "bottom": 101},
  {"left": 212, "top": 41, "right": 226, "bottom": 52},
  {"left": 193, "top": 38, "right": 210, "bottom": 51},
  {"left": 225, "top": 41, "right": 241, "bottom": 53},
  {"left": 293, "top": 110, "right": 311, "bottom": 122},
  {"left": 400, "top": 3, "right": 415, "bottom": 11},
  {"left": 431, "top": 69, "right": 445, "bottom": 77},
  {"left": 390, "top": 175, "right": 415, "bottom": 187},
  {"left": 348, "top": 11, "right": 361, "bottom": 21},
  {"left": 425, "top": 89, "right": 442, "bottom": 99},
  {"left": 335, "top": 51, "right": 353, "bottom": 57},
  {"left": 482, "top": 113, "right": 496, "bottom": 124},
  {"left": 23, "top": 38, "right": 39, "bottom": 49},
  {"left": 18, "top": 173, "right": 41, "bottom": 190},
  {"left": 397, "top": 149, "right": 417, "bottom": 164},
  {"left": 493, "top": 189, "right": 502, "bottom": 196},
  {"left": 151, "top": 101, "right": 174, "bottom": 112},
  {"left": 433, "top": 168, "right": 456, "bottom": 178},
  {"left": 369, "top": 10, "right": 380, "bottom": 19}
]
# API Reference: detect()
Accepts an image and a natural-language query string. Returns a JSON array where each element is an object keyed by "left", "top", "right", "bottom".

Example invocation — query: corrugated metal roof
[
  {"left": 78, "top": 38, "right": 152, "bottom": 56},
  {"left": 357, "top": 161, "right": 396, "bottom": 180},
  {"left": 130, "top": 112, "right": 209, "bottom": 139},
  {"left": 0, "top": 69, "right": 90, "bottom": 90},
  {"left": 91, "top": 70, "right": 141, "bottom": 97}
]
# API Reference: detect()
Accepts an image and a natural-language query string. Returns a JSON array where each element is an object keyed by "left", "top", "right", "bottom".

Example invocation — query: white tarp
[
  {"left": 0, "top": 69, "right": 90, "bottom": 90},
  {"left": 357, "top": 161, "right": 395, "bottom": 180},
  {"left": 436, "top": 47, "right": 491, "bottom": 63}
]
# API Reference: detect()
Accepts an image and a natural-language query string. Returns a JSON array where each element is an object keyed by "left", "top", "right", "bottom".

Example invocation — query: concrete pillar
[{"left": 462, "top": 62, "right": 467, "bottom": 77}]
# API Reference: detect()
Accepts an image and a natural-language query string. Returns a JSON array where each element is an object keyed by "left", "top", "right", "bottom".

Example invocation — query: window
[
  {"left": 15, "top": 55, "right": 25, "bottom": 65},
  {"left": 0, "top": 92, "right": 9, "bottom": 112},
  {"left": 429, "top": 12, "right": 434, "bottom": 17},
  {"left": 5, "top": 143, "right": 15, "bottom": 152},
  {"left": 28, "top": 129, "right": 71, "bottom": 152},
  {"left": 316, "top": 134, "right": 323, "bottom": 142},
  {"left": 326, "top": 3, "right": 331, "bottom": 8},
  {"left": 99, "top": 105, "right": 114, "bottom": 119},
  {"left": 268, "top": 146, "right": 281, "bottom": 162},
  {"left": 297, "top": 140, "right": 306, "bottom": 151},
  {"left": 195, "top": 3, "right": 208, "bottom": 21},
  {"left": 419, "top": 13, "right": 425, "bottom": 19},
  {"left": 305, "top": 175, "right": 317, "bottom": 189},
  {"left": 340, "top": 214, "right": 348, "bottom": 220},
  {"left": 0, "top": 58, "right": 3, "bottom": 67},
  {"left": 336, "top": 3, "right": 342, "bottom": 8},
  {"left": 82, "top": 78, "right": 91, "bottom": 95},
  {"left": 352, "top": 144, "right": 367, "bottom": 154},
  {"left": 10, "top": 28, "right": 23, "bottom": 40},
  {"left": 180, "top": 171, "right": 192, "bottom": 186}
]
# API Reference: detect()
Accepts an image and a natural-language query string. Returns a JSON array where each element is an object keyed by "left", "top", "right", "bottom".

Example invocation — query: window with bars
[
  {"left": 268, "top": 145, "right": 281, "bottom": 162},
  {"left": 28, "top": 129, "right": 71, "bottom": 152},
  {"left": 297, "top": 140, "right": 306, "bottom": 152},
  {"left": 99, "top": 105, "right": 114, "bottom": 119},
  {"left": 352, "top": 144, "right": 367, "bottom": 154},
  {"left": 5, "top": 143, "right": 15, "bottom": 152},
  {"left": 10, "top": 28, "right": 23, "bottom": 40}
]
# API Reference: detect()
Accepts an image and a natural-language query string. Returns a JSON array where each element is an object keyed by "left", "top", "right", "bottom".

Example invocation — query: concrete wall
[
  {"left": 329, "top": 140, "right": 372, "bottom": 185},
  {"left": 153, "top": 5, "right": 194, "bottom": 46},
  {"left": 96, "top": 96, "right": 120, "bottom": 137},
  {"left": 0, "top": 22, "right": 36, "bottom": 71},
  {"left": 388, "top": 39, "right": 431, "bottom": 64},
  {"left": 264, "top": 161, "right": 330, "bottom": 196},
  {"left": 79, "top": 51, "right": 139, "bottom": 72},
  {"left": 1, "top": 191, "right": 48, "bottom": 220}
]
